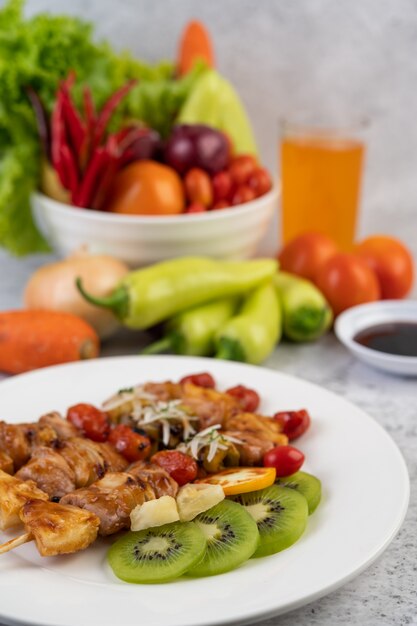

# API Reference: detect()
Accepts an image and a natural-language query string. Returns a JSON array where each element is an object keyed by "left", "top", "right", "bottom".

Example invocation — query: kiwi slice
[
  {"left": 230, "top": 485, "right": 308, "bottom": 557},
  {"left": 187, "top": 499, "right": 259, "bottom": 577},
  {"left": 107, "top": 522, "right": 206, "bottom": 583},
  {"left": 275, "top": 471, "right": 322, "bottom": 515}
]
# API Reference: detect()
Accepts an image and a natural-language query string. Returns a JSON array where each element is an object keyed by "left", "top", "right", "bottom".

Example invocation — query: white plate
[
  {"left": 0, "top": 356, "right": 409, "bottom": 626},
  {"left": 335, "top": 300, "right": 417, "bottom": 376}
]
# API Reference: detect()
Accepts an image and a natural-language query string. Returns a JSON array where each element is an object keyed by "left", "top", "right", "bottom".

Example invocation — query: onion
[{"left": 24, "top": 249, "right": 129, "bottom": 338}]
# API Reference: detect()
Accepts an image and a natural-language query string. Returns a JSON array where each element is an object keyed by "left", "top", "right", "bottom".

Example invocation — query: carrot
[
  {"left": 177, "top": 20, "right": 215, "bottom": 76},
  {"left": 0, "top": 311, "right": 99, "bottom": 374}
]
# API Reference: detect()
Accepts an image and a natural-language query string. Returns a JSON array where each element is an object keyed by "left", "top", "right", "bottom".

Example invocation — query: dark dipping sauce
[{"left": 354, "top": 322, "right": 417, "bottom": 357}]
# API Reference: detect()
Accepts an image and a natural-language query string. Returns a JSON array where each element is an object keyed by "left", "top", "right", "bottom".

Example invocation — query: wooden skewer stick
[{"left": 0, "top": 532, "right": 33, "bottom": 555}]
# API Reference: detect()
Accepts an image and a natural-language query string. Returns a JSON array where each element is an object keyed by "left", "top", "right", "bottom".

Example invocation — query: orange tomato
[
  {"left": 105, "top": 160, "right": 185, "bottom": 215},
  {"left": 315, "top": 253, "right": 380, "bottom": 315},
  {"left": 184, "top": 168, "right": 213, "bottom": 207},
  {"left": 197, "top": 467, "right": 276, "bottom": 495},
  {"left": 278, "top": 232, "right": 339, "bottom": 282},
  {"left": 355, "top": 236, "right": 414, "bottom": 299}
]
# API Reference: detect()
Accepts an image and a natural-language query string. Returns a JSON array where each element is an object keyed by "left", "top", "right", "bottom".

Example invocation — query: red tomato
[
  {"left": 231, "top": 185, "right": 256, "bottom": 205},
  {"left": 151, "top": 450, "right": 198, "bottom": 486},
  {"left": 212, "top": 171, "right": 233, "bottom": 202},
  {"left": 278, "top": 232, "right": 339, "bottom": 282},
  {"left": 184, "top": 168, "right": 213, "bottom": 207},
  {"left": 229, "top": 155, "right": 258, "bottom": 186},
  {"left": 180, "top": 372, "right": 216, "bottom": 388},
  {"left": 108, "top": 424, "right": 151, "bottom": 463},
  {"left": 66, "top": 403, "right": 110, "bottom": 442},
  {"left": 355, "top": 236, "right": 414, "bottom": 299},
  {"left": 186, "top": 202, "right": 207, "bottom": 213},
  {"left": 315, "top": 253, "right": 380, "bottom": 316},
  {"left": 226, "top": 385, "right": 260, "bottom": 412},
  {"left": 274, "top": 409, "right": 311, "bottom": 440},
  {"left": 263, "top": 445, "right": 305, "bottom": 477},
  {"left": 212, "top": 200, "right": 230, "bottom": 210},
  {"left": 247, "top": 167, "right": 272, "bottom": 197}
]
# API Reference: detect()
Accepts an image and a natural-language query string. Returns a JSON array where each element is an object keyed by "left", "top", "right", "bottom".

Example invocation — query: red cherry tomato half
[
  {"left": 186, "top": 202, "right": 207, "bottom": 213},
  {"left": 212, "top": 171, "right": 233, "bottom": 202},
  {"left": 151, "top": 450, "right": 198, "bottom": 486},
  {"left": 229, "top": 155, "right": 258, "bottom": 186},
  {"left": 263, "top": 445, "right": 305, "bottom": 477},
  {"left": 66, "top": 403, "right": 110, "bottom": 442},
  {"left": 226, "top": 385, "right": 260, "bottom": 413},
  {"left": 273, "top": 409, "right": 311, "bottom": 440},
  {"left": 108, "top": 424, "right": 151, "bottom": 463},
  {"left": 247, "top": 167, "right": 272, "bottom": 197},
  {"left": 180, "top": 372, "right": 216, "bottom": 388},
  {"left": 231, "top": 185, "right": 256, "bottom": 205}
]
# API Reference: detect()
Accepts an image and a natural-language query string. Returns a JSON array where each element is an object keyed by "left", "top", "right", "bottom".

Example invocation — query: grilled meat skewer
[{"left": 0, "top": 462, "right": 178, "bottom": 555}]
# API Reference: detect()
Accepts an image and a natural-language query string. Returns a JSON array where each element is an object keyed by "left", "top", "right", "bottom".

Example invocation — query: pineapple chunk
[
  {"left": 176, "top": 483, "right": 225, "bottom": 522},
  {"left": 130, "top": 496, "right": 179, "bottom": 531}
]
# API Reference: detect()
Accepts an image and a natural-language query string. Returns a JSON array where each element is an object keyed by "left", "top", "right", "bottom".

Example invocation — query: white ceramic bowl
[
  {"left": 31, "top": 188, "right": 278, "bottom": 267},
  {"left": 335, "top": 300, "right": 417, "bottom": 376}
]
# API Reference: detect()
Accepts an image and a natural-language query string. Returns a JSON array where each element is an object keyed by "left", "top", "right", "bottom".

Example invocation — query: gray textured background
[{"left": 25, "top": 0, "right": 417, "bottom": 246}]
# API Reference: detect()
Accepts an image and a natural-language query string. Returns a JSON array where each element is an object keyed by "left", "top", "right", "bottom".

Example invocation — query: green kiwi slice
[
  {"left": 230, "top": 485, "right": 308, "bottom": 557},
  {"left": 107, "top": 522, "right": 206, "bottom": 583},
  {"left": 275, "top": 471, "right": 322, "bottom": 514},
  {"left": 186, "top": 499, "right": 259, "bottom": 577}
]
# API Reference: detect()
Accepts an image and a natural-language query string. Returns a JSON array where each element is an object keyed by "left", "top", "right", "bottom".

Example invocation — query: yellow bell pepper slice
[{"left": 197, "top": 467, "right": 276, "bottom": 495}]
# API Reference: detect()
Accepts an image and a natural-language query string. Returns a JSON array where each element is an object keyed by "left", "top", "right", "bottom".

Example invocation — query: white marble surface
[{"left": 0, "top": 246, "right": 416, "bottom": 625}]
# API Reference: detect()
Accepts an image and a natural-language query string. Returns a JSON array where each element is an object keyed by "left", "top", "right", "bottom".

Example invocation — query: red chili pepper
[
  {"left": 60, "top": 86, "right": 86, "bottom": 156},
  {"left": 93, "top": 79, "right": 137, "bottom": 149},
  {"left": 83, "top": 86, "right": 96, "bottom": 131},
  {"left": 90, "top": 135, "right": 119, "bottom": 210},
  {"left": 73, "top": 147, "right": 108, "bottom": 208},
  {"left": 60, "top": 144, "right": 79, "bottom": 200},
  {"left": 51, "top": 89, "right": 68, "bottom": 188}
]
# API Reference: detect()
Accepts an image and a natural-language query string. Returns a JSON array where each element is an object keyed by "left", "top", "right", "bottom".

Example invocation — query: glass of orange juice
[{"left": 280, "top": 121, "right": 366, "bottom": 250}]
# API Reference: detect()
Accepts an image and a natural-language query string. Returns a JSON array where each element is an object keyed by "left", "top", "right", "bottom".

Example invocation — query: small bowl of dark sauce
[{"left": 335, "top": 301, "right": 417, "bottom": 376}]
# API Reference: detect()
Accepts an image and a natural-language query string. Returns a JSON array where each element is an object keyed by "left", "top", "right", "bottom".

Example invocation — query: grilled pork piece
[
  {"left": 15, "top": 447, "right": 76, "bottom": 498},
  {"left": 0, "top": 451, "right": 13, "bottom": 475},
  {"left": 128, "top": 461, "right": 178, "bottom": 498},
  {"left": 0, "top": 413, "right": 78, "bottom": 472},
  {"left": 223, "top": 412, "right": 288, "bottom": 446},
  {"left": 38, "top": 412, "right": 79, "bottom": 439},
  {"left": 179, "top": 382, "right": 240, "bottom": 430},
  {"left": 0, "top": 470, "right": 48, "bottom": 530},
  {"left": 15, "top": 438, "right": 128, "bottom": 499},
  {"left": 61, "top": 471, "right": 155, "bottom": 536},
  {"left": 19, "top": 499, "right": 100, "bottom": 556}
]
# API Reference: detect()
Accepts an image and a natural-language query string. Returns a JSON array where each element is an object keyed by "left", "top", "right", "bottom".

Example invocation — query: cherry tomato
[
  {"left": 247, "top": 167, "right": 272, "bottom": 197},
  {"left": 231, "top": 185, "right": 256, "bottom": 205},
  {"left": 229, "top": 155, "right": 258, "bottom": 186},
  {"left": 315, "top": 253, "right": 380, "bottom": 316},
  {"left": 151, "top": 450, "right": 198, "bottom": 486},
  {"left": 66, "top": 403, "right": 110, "bottom": 442},
  {"left": 180, "top": 372, "right": 216, "bottom": 388},
  {"left": 355, "top": 236, "right": 414, "bottom": 299},
  {"left": 263, "top": 445, "right": 305, "bottom": 477},
  {"left": 226, "top": 385, "right": 260, "bottom": 412},
  {"left": 186, "top": 202, "right": 207, "bottom": 213},
  {"left": 105, "top": 160, "right": 185, "bottom": 215},
  {"left": 212, "top": 200, "right": 230, "bottom": 210},
  {"left": 278, "top": 232, "right": 339, "bottom": 282},
  {"left": 108, "top": 424, "right": 151, "bottom": 463},
  {"left": 212, "top": 171, "right": 233, "bottom": 202},
  {"left": 274, "top": 409, "right": 311, "bottom": 440},
  {"left": 184, "top": 168, "right": 213, "bottom": 207}
]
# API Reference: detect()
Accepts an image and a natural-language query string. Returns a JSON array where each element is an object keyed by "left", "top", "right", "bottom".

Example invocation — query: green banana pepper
[
  {"left": 142, "top": 297, "right": 238, "bottom": 356},
  {"left": 77, "top": 257, "right": 277, "bottom": 330},
  {"left": 215, "top": 281, "right": 281, "bottom": 364},
  {"left": 274, "top": 271, "right": 333, "bottom": 342}
]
